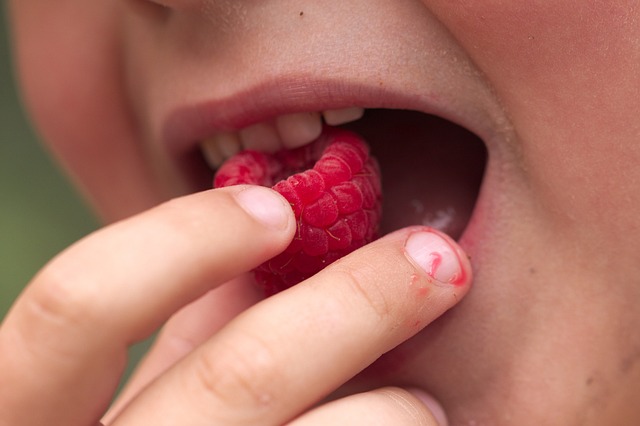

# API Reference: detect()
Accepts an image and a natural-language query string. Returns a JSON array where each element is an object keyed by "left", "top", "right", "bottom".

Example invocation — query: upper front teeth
[
  {"left": 276, "top": 112, "right": 323, "bottom": 149},
  {"left": 239, "top": 122, "right": 281, "bottom": 153},
  {"left": 323, "top": 107, "right": 365, "bottom": 126},
  {"left": 200, "top": 107, "right": 365, "bottom": 169}
]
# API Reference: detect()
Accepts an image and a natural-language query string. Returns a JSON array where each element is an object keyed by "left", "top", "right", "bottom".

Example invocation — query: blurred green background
[
  {"left": 1, "top": 6, "right": 150, "bottom": 384},
  {"left": 0, "top": 8, "right": 99, "bottom": 320}
]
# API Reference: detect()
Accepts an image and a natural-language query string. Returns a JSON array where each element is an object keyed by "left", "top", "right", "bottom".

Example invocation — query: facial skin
[{"left": 7, "top": 0, "right": 640, "bottom": 424}]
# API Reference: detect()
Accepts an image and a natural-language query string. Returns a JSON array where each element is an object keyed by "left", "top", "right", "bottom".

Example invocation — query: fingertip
[
  {"left": 231, "top": 185, "right": 295, "bottom": 232},
  {"left": 404, "top": 227, "right": 472, "bottom": 287},
  {"left": 406, "top": 388, "right": 449, "bottom": 426}
]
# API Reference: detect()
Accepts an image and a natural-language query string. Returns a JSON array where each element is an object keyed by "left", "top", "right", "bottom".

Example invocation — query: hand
[{"left": 0, "top": 186, "right": 471, "bottom": 425}]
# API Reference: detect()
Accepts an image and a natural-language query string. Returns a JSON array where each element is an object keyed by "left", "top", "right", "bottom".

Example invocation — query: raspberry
[{"left": 214, "top": 127, "right": 382, "bottom": 295}]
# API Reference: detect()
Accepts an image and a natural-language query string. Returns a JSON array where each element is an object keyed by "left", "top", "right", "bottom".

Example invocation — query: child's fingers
[
  {"left": 103, "top": 276, "right": 262, "bottom": 423},
  {"left": 0, "top": 186, "right": 295, "bottom": 426},
  {"left": 109, "top": 227, "right": 471, "bottom": 425}
]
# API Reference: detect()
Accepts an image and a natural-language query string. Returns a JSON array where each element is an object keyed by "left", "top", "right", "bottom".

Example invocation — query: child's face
[{"left": 9, "top": 0, "right": 640, "bottom": 423}]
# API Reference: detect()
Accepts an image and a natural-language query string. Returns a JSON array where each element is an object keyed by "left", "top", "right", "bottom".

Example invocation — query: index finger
[{"left": 0, "top": 186, "right": 295, "bottom": 426}]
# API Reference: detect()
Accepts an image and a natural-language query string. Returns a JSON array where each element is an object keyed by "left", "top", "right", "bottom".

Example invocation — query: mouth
[{"left": 183, "top": 106, "right": 486, "bottom": 241}]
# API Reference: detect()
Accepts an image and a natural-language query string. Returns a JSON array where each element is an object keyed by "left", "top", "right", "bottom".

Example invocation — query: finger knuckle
[
  {"left": 331, "top": 265, "right": 393, "bottom": 323},
  {"left": 192, "top": 330, "right": 280, "bottom": 412},
  {"left": 28, "top": 265, "right": 100, "bottom": 331}
]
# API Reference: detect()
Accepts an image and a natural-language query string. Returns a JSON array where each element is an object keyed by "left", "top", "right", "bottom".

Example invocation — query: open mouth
[
  {"left": 342, "top": 109, "right": 486, "bottom": 239},
  {"left": 195, "top": 108, "right": 487, "bottom": 241}
]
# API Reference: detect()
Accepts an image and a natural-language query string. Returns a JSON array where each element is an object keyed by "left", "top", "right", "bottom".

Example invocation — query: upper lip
[{"left": 161, "top": 73, "right": 504, "bottom": 157}]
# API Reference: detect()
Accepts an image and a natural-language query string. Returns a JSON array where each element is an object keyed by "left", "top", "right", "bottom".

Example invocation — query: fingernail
[
  {"left": 404, "top": 229, "right": 467, "bottom": 285},
  {"left": 407, "top": 388, "right": 448, "bottom": 426},
  {"left": 234, "top": 186, "right": 292, "bottom": 230}
]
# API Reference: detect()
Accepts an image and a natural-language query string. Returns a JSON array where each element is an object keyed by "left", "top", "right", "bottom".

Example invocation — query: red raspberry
[{"left": 214, "top": 127, "right": 382, "bottom": 295}]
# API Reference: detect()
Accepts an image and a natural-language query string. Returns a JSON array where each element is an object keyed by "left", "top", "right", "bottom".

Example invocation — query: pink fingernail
[
  {"left": 404, "top": 229, "right": 467, "bottom": 285},
  {"left": 234, "top": 186, "right": 292, "bottom": 230}
]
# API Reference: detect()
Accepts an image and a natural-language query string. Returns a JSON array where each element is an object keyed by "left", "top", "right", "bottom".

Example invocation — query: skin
[{"left": 3, "top": 0, "right": 640, "bottom": 425}]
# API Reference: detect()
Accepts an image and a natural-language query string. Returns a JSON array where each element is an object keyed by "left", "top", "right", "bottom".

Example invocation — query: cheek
[
  {"left": 429, "top": 1, "right": 640, "bottom": 232},
  {"left": 8, "top": 1, "right": 166, "bottom": 221},
  {"left": 429, "top": 1, "right": 638, "bottom": 81}
]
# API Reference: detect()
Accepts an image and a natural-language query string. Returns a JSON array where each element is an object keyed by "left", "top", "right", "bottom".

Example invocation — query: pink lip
[{"left": 161, "top": 74, "right": 494, "bottom": 156}]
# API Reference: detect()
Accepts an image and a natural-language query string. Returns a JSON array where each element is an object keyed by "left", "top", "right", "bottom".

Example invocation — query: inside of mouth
[
  {"left": 201, "top": 108, "right": 487, "bottom": 240},
  {"left": 339, "top": 109, "right": 487, "bottom": 240}
]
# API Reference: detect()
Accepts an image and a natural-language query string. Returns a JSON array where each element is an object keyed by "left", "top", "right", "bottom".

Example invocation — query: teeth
[
  {"left": 322, "top": 107, "right": 365, "bottom": 126},
  {"left": 200, "top": 138, "right": 224, "bottom": 169},
  {"left": 276, "top": 112, "right": 323, "bottom": 149},
  {"left": 239, "top": 122, "right": 282, "bottom": 153},
  {"left": 200, "top": 108, "right": 364, "bottom": 170},
  {"left": 216, "top": 132, "right": 242, "bottom": 158},
  {"left": 200, "top": 132, "right": 241, "bottom": 169}
]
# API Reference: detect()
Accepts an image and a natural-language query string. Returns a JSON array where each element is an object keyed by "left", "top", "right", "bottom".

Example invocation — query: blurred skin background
[{"left": 0, "top": 7, "right": 148, "bottom": 380}]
